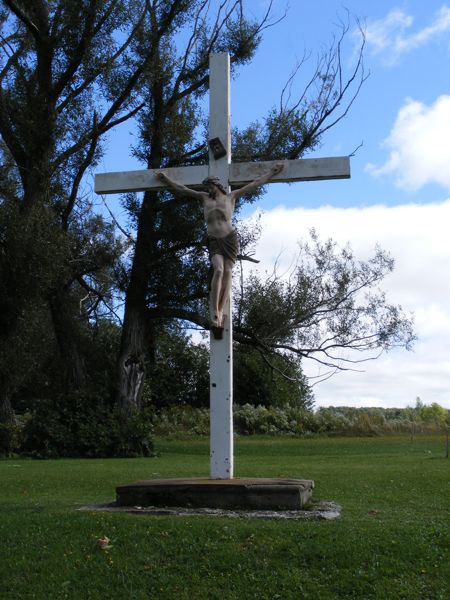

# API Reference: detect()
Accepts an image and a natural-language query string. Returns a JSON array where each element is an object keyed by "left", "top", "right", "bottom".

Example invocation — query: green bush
[
  {"left": 152, "top": 404, "right": 316, "bottom": 436},
  {"left": 234, "top": 404, "right": 320, "bottom": 435},
  {"left": 0, "top": 413, "right": 30, "bottom": 456},
  {"left": 152, "top": 405, "right": 210, "bottom": 436},
  {"left": 21, "top": 391, "right": 154, "bottom": 458}
]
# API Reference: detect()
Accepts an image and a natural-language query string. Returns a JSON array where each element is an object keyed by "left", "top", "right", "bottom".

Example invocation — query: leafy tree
[
  {"left": 0, "top": 0, "right": 159, "bottom": 438},
  {"left": 234, "top": 346, "right": 313, "bottom": 410},
  {"left": 234, "top": 231, "right": 416, "bottom": 377},
  {"left": 417, "top": 401, "right": 448, "bottom": 427},
  {"left": 144, "top": 325, "right": 313, "bottom": 411},
  {"left": 115, "top": 0, "right": 268, "bottom": 412},
  {"left": 145, "top": 325, "right": 209, "bottom": 410},
  {"left": 1, "top": 1, "right": 409, "bottom": 452},
  {"left": 116, "top": 2, "right": 367, "bottom": 412}
]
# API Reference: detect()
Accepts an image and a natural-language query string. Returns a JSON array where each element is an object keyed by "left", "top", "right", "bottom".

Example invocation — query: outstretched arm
[
  {"left": 230, "top": 163, "right": 284, "bottom": 201},
  {"left": 156, "top": 172, "right": 206, "bottom": 200}
]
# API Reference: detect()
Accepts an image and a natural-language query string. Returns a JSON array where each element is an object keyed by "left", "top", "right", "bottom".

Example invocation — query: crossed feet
[
  {"left": 211, "top": 313, "right": 226, "bottom": 340},
  {"left": 211, "top": 312, "right": 223, "bottom": 328}
]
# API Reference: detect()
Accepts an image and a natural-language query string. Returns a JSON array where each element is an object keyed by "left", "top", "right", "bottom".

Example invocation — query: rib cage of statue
[{"left": 156, "top": 164, "right": 283, "bottom": 332}]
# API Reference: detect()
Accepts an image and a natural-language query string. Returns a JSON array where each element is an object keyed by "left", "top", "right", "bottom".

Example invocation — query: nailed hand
[{"left": 271, "top": 163, "right": 284, "bottom": 175}]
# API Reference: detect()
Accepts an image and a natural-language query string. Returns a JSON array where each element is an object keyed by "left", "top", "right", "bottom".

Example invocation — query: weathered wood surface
[
  {"left": 94, "top": 157, "right": 350, "bottom": 195},
  {"left": 208, "top": 53, "right": 234, "bottom": 480},
  {"left": 229, "top": 156, "right": 350, "bottom": 185},
  {"left": 94, "top": 164, "right": 208, "bottom": 194}
]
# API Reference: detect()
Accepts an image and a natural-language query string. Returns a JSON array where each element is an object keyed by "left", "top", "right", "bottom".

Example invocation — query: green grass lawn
[{"left": 1, "top": 435, "right": 449, "bottom": 600}]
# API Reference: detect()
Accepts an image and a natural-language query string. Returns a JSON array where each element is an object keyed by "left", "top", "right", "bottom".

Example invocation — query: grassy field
[{"left": 1, "top": 435, "right": 449, "bottom": 600}]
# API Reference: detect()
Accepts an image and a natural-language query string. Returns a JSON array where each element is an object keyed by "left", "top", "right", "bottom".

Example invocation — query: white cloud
[
  {"left": 241, "top": 201, "right": 450, "bottom": 409},
  {"left": 366, "top": 95, "right": 450, "bottom": 191},
  {"left": 364, "top": 6, "right": 450, "bottom": 65}
]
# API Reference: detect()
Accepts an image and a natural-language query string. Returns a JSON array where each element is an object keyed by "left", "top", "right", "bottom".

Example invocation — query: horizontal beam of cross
[{"left": 94, "top": 156, "right": 350, "bottom": 195}]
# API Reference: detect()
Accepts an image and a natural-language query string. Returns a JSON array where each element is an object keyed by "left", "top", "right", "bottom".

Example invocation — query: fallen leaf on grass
[{"left": 97, "top": 536, "right": 113, "bottom": 550}]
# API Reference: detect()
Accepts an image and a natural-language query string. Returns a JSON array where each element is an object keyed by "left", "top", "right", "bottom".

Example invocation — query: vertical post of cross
[{"left": 208, "top": 53, "right": 233, "bottom": 479}]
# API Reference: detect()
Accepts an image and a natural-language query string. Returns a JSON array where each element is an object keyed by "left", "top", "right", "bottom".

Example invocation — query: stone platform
[{"left": 116, "top": 477, "right": 314, "bottom": 511}]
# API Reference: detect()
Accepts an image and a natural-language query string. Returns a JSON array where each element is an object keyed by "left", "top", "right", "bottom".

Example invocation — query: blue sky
[
  {"left": 96, "top": 1, "right": 450, "bottom": 409},
  {"left": 235, "top": 0, "right": 450, "bottom": 209}
]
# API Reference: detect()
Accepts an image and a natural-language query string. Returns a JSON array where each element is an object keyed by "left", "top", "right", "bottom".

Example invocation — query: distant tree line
[
  {"left": 152, "top": 400, "right": 450, "bottom": 438},
  {"left": 0, "top": 1, "right": 415, "bottom": 457}
]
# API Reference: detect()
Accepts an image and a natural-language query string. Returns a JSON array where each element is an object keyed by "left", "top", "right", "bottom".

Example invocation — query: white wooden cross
[{"left": 95, "top": 53, "right": 350, "bottom": 479}]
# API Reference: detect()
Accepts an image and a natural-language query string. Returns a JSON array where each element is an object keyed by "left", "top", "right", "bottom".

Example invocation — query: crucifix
[{"left": 95, "top": 52, "right": 350, "bottom": 481}]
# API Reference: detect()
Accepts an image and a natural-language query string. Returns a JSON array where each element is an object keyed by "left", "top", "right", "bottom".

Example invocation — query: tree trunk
[
  {"left": 49, "top": 291, "right": 88, "bottom": 389},
  {"left": 116, "top": 52, "right": 165, "bottom": 414},
  {"left": 0, "top": 391, "right": 16, "bottom": 455},
  {"left": 116, "top": 305, "right": 147, "bottom": 412},
  {"left": 0, "top": 392, "right": 15, "bottom": 424},
  {"left": 116, "top": 190, "right": 159, "bottom": 412}
]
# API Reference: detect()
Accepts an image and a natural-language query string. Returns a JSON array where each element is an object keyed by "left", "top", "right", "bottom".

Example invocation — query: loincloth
[{"left": 207, "top": 229, "right": 239, "bottom": 264}]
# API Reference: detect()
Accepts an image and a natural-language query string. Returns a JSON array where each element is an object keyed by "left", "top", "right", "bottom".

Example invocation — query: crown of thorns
[
  {"left": 202, "top": 176, "right": 221, "bottom": 186},
  {"left": 202, "top": 176, "right": 226, "bottom": 194}
]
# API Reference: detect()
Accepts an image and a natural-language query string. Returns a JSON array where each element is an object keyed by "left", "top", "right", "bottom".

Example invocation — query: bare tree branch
[
  {"left": 2, "top": 0, "right": 42, "bottom": 42},
  {"left": 99, "top": 195, "right": 135, "bottom": 243},
  {"left": 61, "top": 113, "right": 100, "bottom": 229},
  {"left": 55, "top": 0, "right": 145, "bottom": 108},
  {"left": 76, "top": 275, "right": 123, "bottom": 324}
]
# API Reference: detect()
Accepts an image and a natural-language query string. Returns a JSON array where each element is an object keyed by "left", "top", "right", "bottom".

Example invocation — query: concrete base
[{"left": 116, "top": 478, "right": 314, "bottom": 511}]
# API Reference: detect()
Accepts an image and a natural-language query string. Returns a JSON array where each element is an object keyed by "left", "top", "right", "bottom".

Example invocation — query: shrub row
[
  {"left": 3, "top": 401, "right": 448, "bottom": 457},
  {"left": 152, "top": 404, "right": 449, "bottom": 437}
]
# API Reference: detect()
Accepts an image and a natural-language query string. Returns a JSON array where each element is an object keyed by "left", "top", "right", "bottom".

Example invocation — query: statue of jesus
[{"left": 156, "top": 163, "right": 284, "bottom": 332}]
